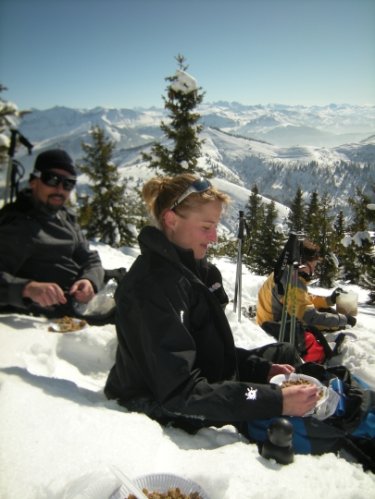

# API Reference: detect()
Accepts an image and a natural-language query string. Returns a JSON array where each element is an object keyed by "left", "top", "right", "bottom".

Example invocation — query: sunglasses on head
[
  {"left": 32, "top": 170, "right": 77, "bottom": 191},
  {"left": 170, "top": 178, "right": 212, "bottom": 211}
]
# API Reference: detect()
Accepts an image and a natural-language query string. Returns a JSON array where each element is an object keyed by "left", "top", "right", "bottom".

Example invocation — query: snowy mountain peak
[{"left": 8, "top": 103, "right": 375, "bottom": 218}]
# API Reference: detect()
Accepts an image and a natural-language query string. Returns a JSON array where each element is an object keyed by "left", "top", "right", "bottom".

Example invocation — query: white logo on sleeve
[{"left": 245, "top": 387, "right": 258, "bottom": 400}]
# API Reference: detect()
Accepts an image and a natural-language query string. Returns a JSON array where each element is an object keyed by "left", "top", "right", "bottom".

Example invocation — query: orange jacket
[{"left": 256, "top": 271, "right": 348, "bottom": 331}]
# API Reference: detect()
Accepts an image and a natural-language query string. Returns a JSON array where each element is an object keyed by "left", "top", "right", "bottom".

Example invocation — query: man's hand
[
  {"left": 69, "top": 279, "right": 95, "bottom": 304},
  {"left": 281, "top": 384, "right": 320, "bottom": 417},
  {"left": 267, "top": 363, "right": 295, "bottom": 381},
  {"left": 22, "top": 281, "right": 67, "bottom": 308}
]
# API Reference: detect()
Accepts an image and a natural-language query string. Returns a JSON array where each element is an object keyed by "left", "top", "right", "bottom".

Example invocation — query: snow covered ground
[{"left": 0, "top": 242, "right": 374, "bottom": 499}]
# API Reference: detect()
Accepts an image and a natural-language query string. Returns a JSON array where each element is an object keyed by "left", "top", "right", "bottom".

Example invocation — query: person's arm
[
  {"left": 70, "top": 219, "right": 105, "bottom": 292},
  {"left": 236, "top": 347, "right": 274, "bottom": 383},
  {"left": 301, "top": 305, "right": 347, "bottom": 330},
  {"left": 282, "top": 384, "right": 319, "bottom": 416},
  {"left": 0, "top": 217, "right": 33, "bottom": 308},
  {"left": 22, "top": 281, "right": 67, "bottom": 307},
  {"left": 283, "top": 274, "right": 347, "bottom": 330}
]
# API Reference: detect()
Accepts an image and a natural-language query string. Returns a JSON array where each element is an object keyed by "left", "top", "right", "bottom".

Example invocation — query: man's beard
[{"left": 38, "top": 195, "right": 66, "bottom": 213}]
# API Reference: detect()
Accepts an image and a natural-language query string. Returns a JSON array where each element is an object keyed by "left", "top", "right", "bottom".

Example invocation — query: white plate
[
  {"left": 48, "top": 317, "right": 88, "bottom": 333},
  {"left": 111, "top": 473, "right": 210, "bottom": 499},
  {"left": 269, "top": 373, "right": 339, "bottom": 420},
  {"left": 270, "top": 373, "right": 323, "bottom": 390}
]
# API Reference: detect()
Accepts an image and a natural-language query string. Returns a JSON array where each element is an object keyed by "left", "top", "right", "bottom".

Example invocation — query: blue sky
[{"left": 1, "top": 0, "right": 374, "bottom": 110}]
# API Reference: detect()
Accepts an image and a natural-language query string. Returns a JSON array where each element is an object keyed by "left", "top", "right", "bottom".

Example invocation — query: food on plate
[
  {"left": 48, "top": 316, "right": 87, "bottom": 332},
  {"left": 127, "top": 487, "right": 203, "bottom": 499},
  {"left": 281, "top": 378, "right": 324, "bottom": 399}
]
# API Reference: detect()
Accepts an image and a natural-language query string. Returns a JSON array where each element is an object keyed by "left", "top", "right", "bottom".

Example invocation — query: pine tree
[
  {"left": 316, "top": 193, "right": 337, "bottom": 287},
  {"left": 243, "top": 185, "right": 264, "bottom": 271},
  {"left": 332, "top": 210, "right": 347, "bottom": 280},
  {"left": 365, "top": 184, "right": 375, "bottom": 302},
  {"left": 142, "top": 54, "right": 205, "bottom": 175},
  {"left": 256, "top": 200, "right": 285, "bottom": 275},
  {"left": 360, "top": 242, "right": 375, "bottom": 303},
  {"left": 0, "top": 85, "right": 16, "bottom": 167},
  {"left": 305, "top": 190, "right": 320, "bottom": 242},
  {"left": 348, "top": 188, "right": 370, "bottom": 233},
  {"left": 79, "top": 126, "right": 135, "bottom": 247},
  {"left": 350, "top": 189, "right": 375, "bottom": 292},
  {"left": 333, "top": 210, "right": 346, "bottom": 250},
  {"left": 287, "top": 186, "right": 305, "bottom": 233},
  {"left": 0, "top": 84, "right": 30, "bottom": 170},
  {"left": 340, "top": 188, "right": 373, "bottom": 284},
  {"left": 366, "top": 184, "right": 375, "bottom": 226}
]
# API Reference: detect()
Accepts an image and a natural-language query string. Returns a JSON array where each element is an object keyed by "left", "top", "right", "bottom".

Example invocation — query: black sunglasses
[
  {"left": 170, "top": 178, "right": 212, "bottom": 210},
  {"left": 32, "top": 170, "right": 77, "bottom": 191}
]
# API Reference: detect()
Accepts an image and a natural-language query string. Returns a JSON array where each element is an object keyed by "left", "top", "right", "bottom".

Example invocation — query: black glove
[
  {"left": 346, "top": 315, "right": 357, "bottom": 327},
  {"left": 330, "top": 287, "right": 345, "bottom": 304}
]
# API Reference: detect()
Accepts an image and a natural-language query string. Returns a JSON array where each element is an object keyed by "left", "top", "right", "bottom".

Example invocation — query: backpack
[
  {"left": 261, "top": 320, "right": 338, "bottom": 364},
  {"left": 248, "top": 363, "right": 375, "bottom": 473},
  {"left": 298, "top": 362, "right": 375, "bottom": 472}
]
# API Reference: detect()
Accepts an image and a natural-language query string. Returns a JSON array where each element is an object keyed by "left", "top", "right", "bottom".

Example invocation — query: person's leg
[
  {"left": 247, "top": 416, "right": 344, "bottom": 455},
  {"left": 250, "top": 342, "right": 303, "bottom": 367}
]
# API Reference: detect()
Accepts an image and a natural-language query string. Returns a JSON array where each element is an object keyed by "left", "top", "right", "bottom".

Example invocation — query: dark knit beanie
[{"left": 33, "top": 149, "right": 76, "bottom": 176}]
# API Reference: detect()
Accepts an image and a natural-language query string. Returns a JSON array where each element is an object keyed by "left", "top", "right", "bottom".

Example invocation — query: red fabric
[{"left": 302, "top": 331, "right": 326, "bottom": 363}]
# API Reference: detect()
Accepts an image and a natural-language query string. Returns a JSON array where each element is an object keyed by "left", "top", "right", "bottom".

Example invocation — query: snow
[
  {"left": 352, "top": 231, "right": 373, "bottom": 247},
  {"left": 0, "top": 133, "right": 10, "bottom": 148},
  {"left": 4, "top": 103, "right": 374, "bottom": 219},
  {"left": 1, "top": 243, "right": 374, "bottom": 499},
  {"left": 171, "top": 70, "right": 198, "bottom": 94}
]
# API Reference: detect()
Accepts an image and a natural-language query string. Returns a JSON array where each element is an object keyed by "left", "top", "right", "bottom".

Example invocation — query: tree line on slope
[{"left": 231, "top": 184, "right": 374, "bottom": 303}]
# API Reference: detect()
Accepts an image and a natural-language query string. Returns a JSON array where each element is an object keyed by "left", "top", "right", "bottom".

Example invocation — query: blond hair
[{"left": 142, "top": 173, "right": 230, "bottom": 227}]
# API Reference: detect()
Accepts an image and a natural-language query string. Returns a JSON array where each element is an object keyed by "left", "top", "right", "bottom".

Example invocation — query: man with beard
[{"left": 0, "top": 149, "right": 109, "bottom": 321}]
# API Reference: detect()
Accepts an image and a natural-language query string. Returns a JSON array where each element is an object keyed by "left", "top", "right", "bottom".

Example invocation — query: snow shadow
[
  {"left": 163, "top": 423, "right": 248, "bottom": 451},
  {"left": 0, "top": 313, "right": 45, "bottom": 330},
  {"left": 0, "top": 366, "right": 106, "bottom": 407}
]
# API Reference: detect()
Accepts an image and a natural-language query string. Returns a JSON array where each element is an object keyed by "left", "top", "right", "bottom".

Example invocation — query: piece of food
[
  {"left": 48, "top": 316, "right": 87, "bottom": 332},
  {"left": 281, "top": 378, "right": 323, "bottom": 399},
  {"left": 127, "top": 487, "right": 202, "bottom": 498}
]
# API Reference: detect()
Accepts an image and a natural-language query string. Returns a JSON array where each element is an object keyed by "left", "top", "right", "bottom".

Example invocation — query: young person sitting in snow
[
  {"left": 105, "top": 174, "right": 374, "bottom": 471},
  {"left": 256, "top": 238, "right": 357, "bottom": 361},
  {"left": 0, "top": 148, "right": 121, "bottom": 324}
]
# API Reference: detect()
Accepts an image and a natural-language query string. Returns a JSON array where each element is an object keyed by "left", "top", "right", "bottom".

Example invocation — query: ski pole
[
  {"left": 278, "top": 263, "right": 292, "bottom": 342},
  {"left": 288, "top": 234, "right": 303, "bottom": 347},
  {"left": 278, "top": 232, "right": 303, "bottom": 343},
  {"left": 233, "top": 210, "right": 245, "bottom": 322},
  {"left": 4, "top": 129, "right": 33, "bottom": 205},
  {"left": 289, "top": 262, "right": 299, "bottom": 346}
]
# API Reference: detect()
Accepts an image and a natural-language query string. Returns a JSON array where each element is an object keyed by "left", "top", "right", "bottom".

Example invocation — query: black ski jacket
[
  {"left": 0, "top": 189, "right": 104, "bottom": 314},
  {"left": 105, "top": 226, "right": 283, "bottom": 430}
]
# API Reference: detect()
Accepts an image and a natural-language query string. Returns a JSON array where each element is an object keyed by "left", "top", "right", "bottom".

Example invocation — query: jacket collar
[{"left": 138, "top": 226, "right": 205, "bottom": 278}]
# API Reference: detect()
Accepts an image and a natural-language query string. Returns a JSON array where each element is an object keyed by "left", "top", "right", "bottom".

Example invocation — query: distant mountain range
[{"left": 11, "top": 102, "right": 375, "bottom": 222}]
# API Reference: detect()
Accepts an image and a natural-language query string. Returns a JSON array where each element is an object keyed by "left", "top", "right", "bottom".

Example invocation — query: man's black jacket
[{"left": 0, "top": 189, "right": 104, "bottom": 314}]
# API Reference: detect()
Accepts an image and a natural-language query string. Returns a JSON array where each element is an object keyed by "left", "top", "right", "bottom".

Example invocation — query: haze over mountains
[{"left": 14, "top": 102, "right": 375, "bottom": 221}]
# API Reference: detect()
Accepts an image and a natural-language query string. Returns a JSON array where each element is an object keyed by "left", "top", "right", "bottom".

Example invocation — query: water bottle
[{"left": 329, "top": 377, "right": 346, "bottom": 417}]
